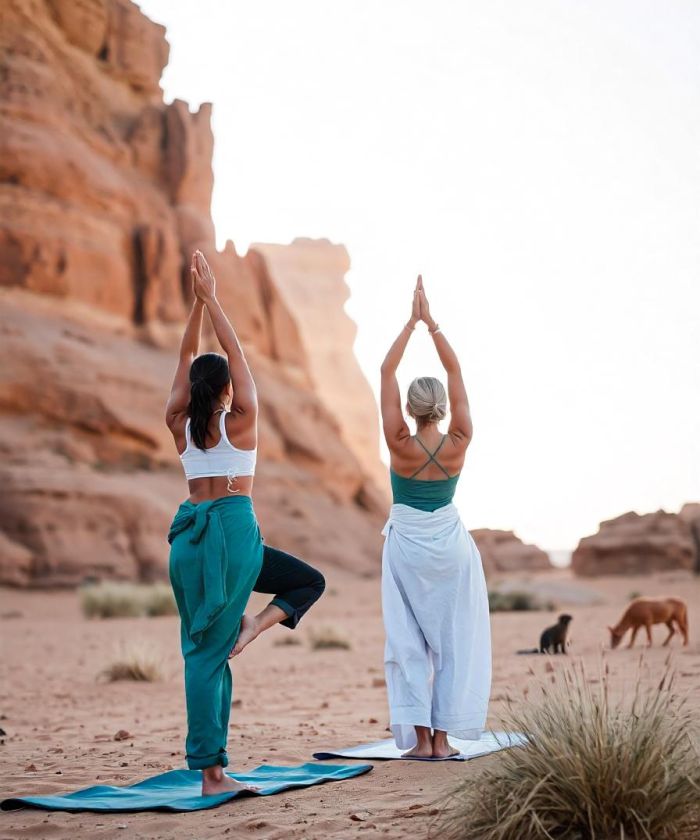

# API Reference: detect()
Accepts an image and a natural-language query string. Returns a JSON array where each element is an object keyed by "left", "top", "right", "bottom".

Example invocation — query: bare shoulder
[
  {"left": 439, "top": 431, "right": 470, "bottom": 473},
  {"left": 385, "top": 426, "right": 413, "bottom": 460},
  {"left": 224, "top": 408, "right": 257, "bottom": 450},
  {"left": 166, "top": 409, "right": 187, "bottom": 435},
  {"left": 446, "top": 426, "right": 472, "bottom": 451},
  {"left": 168, "top": 412, "right": 188, "bottom": 455},
  {"left": 445, "top": 429, "right": 470, "bottom": 452}
]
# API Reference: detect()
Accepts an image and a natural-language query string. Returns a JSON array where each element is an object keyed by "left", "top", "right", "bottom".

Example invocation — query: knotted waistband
[
  {"left": 382, "top": 501, "right": 461, "bottom": 538},
  {"left": 168, "top": 496, "right": 257, "bottom": 644}
]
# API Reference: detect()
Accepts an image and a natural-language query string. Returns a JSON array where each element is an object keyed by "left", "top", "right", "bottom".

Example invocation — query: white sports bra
[{"left": 180, "top": 410, "right": 257, "bottom": 487}]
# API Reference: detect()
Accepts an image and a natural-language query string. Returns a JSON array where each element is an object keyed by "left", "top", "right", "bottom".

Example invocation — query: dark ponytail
[{"left": 188, "top": 353, "right": 231, "bottom": 450}]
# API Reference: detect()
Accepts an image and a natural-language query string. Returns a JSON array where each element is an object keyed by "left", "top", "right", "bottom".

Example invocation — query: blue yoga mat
[{"left": 1, "top": 762, "right": 372, "bottom": 813}]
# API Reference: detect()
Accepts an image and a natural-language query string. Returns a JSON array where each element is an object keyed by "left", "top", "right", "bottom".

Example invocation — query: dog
[
  {"left": 608, "top": 597, "right": 688, "bottom": 649},
  {"left": 517, "top": 614, "right": 573, "bottom": 655}
]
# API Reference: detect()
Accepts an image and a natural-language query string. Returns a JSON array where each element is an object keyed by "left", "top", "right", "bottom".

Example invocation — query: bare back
[
  {"left": 170, "top": 410, "right": 257, "bottom": 503},
  {"left": 389, "top": 429, "right": 468, "bottom": 480}
]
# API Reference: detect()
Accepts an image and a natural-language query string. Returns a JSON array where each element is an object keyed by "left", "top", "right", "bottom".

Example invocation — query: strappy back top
[
  {"left": 390, "top": 435, "right": 460, "bottom": 512},
  {"left": 180, "top": 410, "right": 257, "bottom": 482}
]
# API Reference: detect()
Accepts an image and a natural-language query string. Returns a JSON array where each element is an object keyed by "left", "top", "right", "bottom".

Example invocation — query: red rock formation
[
  {"left": 571, "top": 508, "right": 698, "bottom": 577},
  {"left": 253, "top": 239, "right": 387, "bottom": 492},
  {"left": 0, "top": 0, "right": 387, "bottom": 586},
  {"left": 470, "top": 529, "right": 552, "bottom": 576}
]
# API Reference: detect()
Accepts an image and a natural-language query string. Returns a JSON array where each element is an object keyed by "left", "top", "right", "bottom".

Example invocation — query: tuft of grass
[
  {"left": 142, "top": 584, "right": 179, "bottom": 617},
  {"left": 439, "top": 657, "right": 700, "bottom": 840},
  {"left": 488, "top": 590, "right": 554, "bottom": 612},
  {"left": 81, "top": 583, "right": 177, "bottom": 619},
  {"left": 273, "top": 635, "right": 303, "bottom": 647},
  {"left": 308, "top": 625, "right": 352, "bottom": 651},
  {"left": 99, "top": 642, "right": 163, "bottom": 683}
]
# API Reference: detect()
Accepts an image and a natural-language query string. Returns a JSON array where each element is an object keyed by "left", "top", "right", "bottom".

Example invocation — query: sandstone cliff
[
  {"left": 470, "top": 529, "right": 552, "bottom": 576},
  {"left": 0, "top": 0, "right": 386, "bottom": 586},
  {"left": 252, "top": 239, "right": 388, "bottom": 494},
  {"left": 571, "top": 506, "right": 700, "bottom": 577}
]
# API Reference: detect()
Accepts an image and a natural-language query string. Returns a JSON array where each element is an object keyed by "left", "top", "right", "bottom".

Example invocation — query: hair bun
[{"left": 407, "top": 376, "right": 448, "bottom": 422}]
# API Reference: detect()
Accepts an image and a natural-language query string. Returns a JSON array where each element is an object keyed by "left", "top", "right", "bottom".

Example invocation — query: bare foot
[
  {"left": 202, "top": 774, "right": 260, "bottom": 796},
  {"left": 229, "top": 614, "right": 259, "bottom": 657},
  {"left": 401, "top": 743, "right": 433, "bottom": 759},
  {"left": 432, "top": 730, "right": 460, "bottom": 758},
  {"left": 432, "top": 743, "right": 460, "bottom": 758}
]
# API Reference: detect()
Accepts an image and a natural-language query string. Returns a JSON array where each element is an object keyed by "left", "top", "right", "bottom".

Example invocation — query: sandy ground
[{"left": 1, "top": 568, "right": 699, "bottom": 840}]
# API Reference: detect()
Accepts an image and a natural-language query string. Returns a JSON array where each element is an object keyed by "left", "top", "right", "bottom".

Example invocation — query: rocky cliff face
[
  {"left": 252, "top": 239, "right": 388, "bottom": 494},
  {"left": 470, "top": 530, "right": 552, "bottom": 576},
  {"left": 571, "top": 507, "right": 700, "bottom": 577},
  {"left": 0, "top": 0, "right": 386, "bottom": 586}
]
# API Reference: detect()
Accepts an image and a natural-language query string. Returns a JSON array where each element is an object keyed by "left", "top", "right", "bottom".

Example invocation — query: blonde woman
[{"left": 379, "top": 276, "right": 491, "bottom": 758}]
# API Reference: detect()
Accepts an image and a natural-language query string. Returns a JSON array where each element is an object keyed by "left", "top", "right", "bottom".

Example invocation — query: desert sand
[{"left": 1, "top": 568, "right": 698, "bottom": 840}]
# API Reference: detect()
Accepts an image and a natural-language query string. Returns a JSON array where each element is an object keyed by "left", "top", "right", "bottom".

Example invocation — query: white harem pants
[{"left": 381, "top": 502, "right": 491, "bottom": 749}]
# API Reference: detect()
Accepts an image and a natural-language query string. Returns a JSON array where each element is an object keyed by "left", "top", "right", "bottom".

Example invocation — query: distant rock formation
[
  {"left": 470, "top": 530, "right": 552, "bottom": 576},
  {"left": 0, "top": 0, "right": 387, "bottom": 586},
  {"left": 680, "top": 503, "right": 700, "bottom": 574},
  {"left": 253, "top": 239, "right": 387, "bottom": 494},
  {"left": 571, "top": 506, "right": 700, "bottom": 577}
]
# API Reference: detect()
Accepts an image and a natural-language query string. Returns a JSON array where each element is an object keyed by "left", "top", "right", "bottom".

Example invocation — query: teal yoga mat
[{"left": 1, "top": 762, "right": 372, "bottom": 813}]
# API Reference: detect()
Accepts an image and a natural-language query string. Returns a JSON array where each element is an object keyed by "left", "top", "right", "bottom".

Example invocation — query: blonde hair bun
[{"left": 407, "top": 376, "right": 447, "bottom": 422}]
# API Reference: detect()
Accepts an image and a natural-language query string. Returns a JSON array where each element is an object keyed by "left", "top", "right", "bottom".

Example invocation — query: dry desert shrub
[
  {"left": 99, "top": 641, "right": 163, "bottom": 683},
  {"left": 142, "top": 584, "right": 179, "bottom": 617},
  {"left": 440, "top": 657, "right": 700, "bottom": 840},
  {"left": 309, "top": 624, "right": 352, "bottom": 650},
  {"left": 488, "top": 590, "right": 555, "bottom": 612},
  {"left": 273, "top": 635, "right": 303, "bottom": 647},
  {"left": 81, "top": 582, "right": 142, "bottom": 618},
  {"left": 81, "top": 582, "right": 177, "bottom": 619}
]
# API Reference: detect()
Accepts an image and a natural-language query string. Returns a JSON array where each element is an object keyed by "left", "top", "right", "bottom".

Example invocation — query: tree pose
[{"left": 165, "top": 252, "right": 325, "bottom": 794}]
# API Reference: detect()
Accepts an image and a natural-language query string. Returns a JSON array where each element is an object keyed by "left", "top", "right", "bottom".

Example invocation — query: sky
[{"left": 139, "top": 0, "right": 700, "bottom": 551}]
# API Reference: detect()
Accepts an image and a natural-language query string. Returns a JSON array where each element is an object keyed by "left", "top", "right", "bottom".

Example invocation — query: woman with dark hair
[
  {"left": 165, "top": 251, "right": 325, "bottom": 795},
  {"left": 379, "top": 276, "right": 491, "bottom": 759}
]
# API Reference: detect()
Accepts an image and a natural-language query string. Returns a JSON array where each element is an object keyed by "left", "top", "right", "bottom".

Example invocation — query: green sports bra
[{"left": 390, "top": 435, "right": 461, "bottom": 512}]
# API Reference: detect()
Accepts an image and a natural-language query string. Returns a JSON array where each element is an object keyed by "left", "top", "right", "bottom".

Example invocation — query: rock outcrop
[
  {"left": 571, "top": 507, "right": 699, "bottom": 577},
  {"left": 0, "top": 0, "right": 387, "bottom": 586},
  {"left": 680, "top": 503, "right": 700, "bottom": 574},
  {"left": 253, "top": 239, "right": 387, "bottom": 493},
  {"left": 471, "top": 529, "right": 552, "bottom": 576}
]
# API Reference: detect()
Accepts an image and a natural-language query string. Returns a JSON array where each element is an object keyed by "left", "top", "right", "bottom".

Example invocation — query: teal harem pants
[{"left": 168, "top": 496, "right": 325, "bottom": 770}]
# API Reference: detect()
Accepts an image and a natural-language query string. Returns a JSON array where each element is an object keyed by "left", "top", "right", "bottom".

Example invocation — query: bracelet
[
  {"left": 429, "top": 324, "right": 441, "bottom": 335},
  {"left": 404, "top": 322, "right": 416, "bottom": 332}
]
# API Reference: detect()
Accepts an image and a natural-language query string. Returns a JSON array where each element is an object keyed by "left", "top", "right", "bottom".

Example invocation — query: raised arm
[
  {"left": 193, "top": 251, "right": 257, "bottom": 418},
  {"left": 380, "top": 278, "right": 421, "bottom": 450},
  {"left": 418, "top": 281, "right": 473, "bottom": 443},
  {"left": 165, "top": 253, "right": 205, "bottom": 429}
]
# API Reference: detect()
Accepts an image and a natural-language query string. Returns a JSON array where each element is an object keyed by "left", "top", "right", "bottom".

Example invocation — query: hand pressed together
[{"left": 192, "top": 250, "right": 217, "bottom": 302}]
